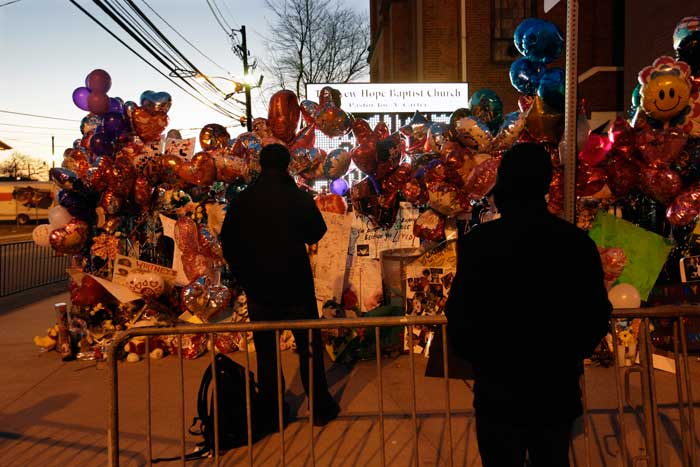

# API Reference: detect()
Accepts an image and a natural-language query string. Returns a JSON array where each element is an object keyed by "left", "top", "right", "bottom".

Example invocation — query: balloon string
[{"left": 367, "top": 175, "right": 380, "bottom": 194}]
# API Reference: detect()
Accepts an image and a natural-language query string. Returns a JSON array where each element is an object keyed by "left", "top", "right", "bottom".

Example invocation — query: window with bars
[{"left": 492, "top": 0, "right": 537, "bottom": 63}]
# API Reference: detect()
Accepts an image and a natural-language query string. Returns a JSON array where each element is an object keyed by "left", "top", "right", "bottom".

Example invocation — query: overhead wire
[
  {"left": 0, "top": 110, "right": 80, "bottom": 122},
  {"left": 0, "top": 123, "right": 77, "bottom": 131},
  {"left": 98, "top": 0, "right": 243, "bottom": 117},
  {"left": 218, "top": 0, "right": 240, "bottom": 31},
  {"left": 70, "top": 0, "right": 243, "bottom": 119},
  {"left": 205, "top": 0, "right": 232, "bottom": 37},
  {"left": 139, "top": 0, "right": 232, "bottom": 74}
]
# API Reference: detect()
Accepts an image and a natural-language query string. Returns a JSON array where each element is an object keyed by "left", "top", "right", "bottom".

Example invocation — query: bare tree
[
  {"left": 0, "top": 152, "right": 48, "bottom": 181},
  {"left": 262, "top": 0, "right": 370, "bottom": 99}
]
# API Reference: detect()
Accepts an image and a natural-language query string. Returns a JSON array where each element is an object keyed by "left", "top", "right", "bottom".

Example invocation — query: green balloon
[{"left": 469, "top": 89, "right": 504, "bottom": 135}]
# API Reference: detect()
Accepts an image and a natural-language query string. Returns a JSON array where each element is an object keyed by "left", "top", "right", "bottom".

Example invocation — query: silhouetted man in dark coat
[
  {"left": 221, "top": 144, "right": 340, "bottom": 427},
  {"left": 446, "top": 143, "right": 611, "bottom": 467}
]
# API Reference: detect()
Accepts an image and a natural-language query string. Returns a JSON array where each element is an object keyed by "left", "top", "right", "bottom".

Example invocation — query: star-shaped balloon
[{"left": 399, "top": 111, "right": 430, "bottom": 155}]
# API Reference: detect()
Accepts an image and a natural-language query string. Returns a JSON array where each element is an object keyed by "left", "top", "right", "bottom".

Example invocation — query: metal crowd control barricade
[
  {"left": 607, "top": 306, "right": 699, "bottom": 467},
  {"left": 106, "top": 315, "right": 453, "bottom": 467},
  {"left": 0, "top": 240, "right": 70, "bottom": 296}
]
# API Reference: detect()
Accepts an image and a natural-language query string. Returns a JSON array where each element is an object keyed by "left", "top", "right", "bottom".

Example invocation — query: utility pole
[
  {"left": 239, "top": 25, "right": 253, "bottom": 132},
  {"left": 51, "top": 136, "right": 55, "bottom": 168}
]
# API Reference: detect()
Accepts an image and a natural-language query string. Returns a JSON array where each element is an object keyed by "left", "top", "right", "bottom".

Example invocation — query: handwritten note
[
  {"left": 312, "top": 212, "right": 353, "bottom": 308},
  {"left": 165, "top": 137, "right": 196, "bottom": 159},
  {"left": 349, "top": 202, "right": 420, "bottom": 258},
  {"left": 159, "top": 214, "right": 190, "bottom": 286}
]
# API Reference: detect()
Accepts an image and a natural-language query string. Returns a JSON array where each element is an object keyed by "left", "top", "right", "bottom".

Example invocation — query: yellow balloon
[{"left": 608, "top": 283, "right": 641, "bottom": 309}]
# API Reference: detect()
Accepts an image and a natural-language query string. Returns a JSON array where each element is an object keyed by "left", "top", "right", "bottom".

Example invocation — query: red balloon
[
  {"left": 402, "top": 178, "right": 428, "bottom": 205},
  {"left": 608, "top": 116, "right": 636, "bottom": 157},
  {"left": 606, "top": 153, "right": 639, "bottom": 197},
  {"left": 637, "top": 128, "right": 688, "bottom": 168},
  {"left": 87, "top": 92, "right": 110, "bottom": 115},
  {"left": 71, "top": 275, "right": 107, "bottom": 306},
  {"left": 315, "top": 194, "right": 347, "bottom": 214},
  {"left": 268, "top": 90, "right": 300, "bottom": 143},
  {"left": 133, "top": 176, "right": 153, "bottom": 209},
  {"left": 350, "top": 142, "right": 377, "bottom": 176},
  {"left": 351, "top": 119, "right": 375, "bottom": 145},
  {"left": 175, "top": 217, "right": 199, "bottom": 255},
  {"left": 667, "top": 185, "right": 700, "bottom": 226},
  {"left": 576, "top": 165, "right": 608, "bottom": 197},
  {"left": 464, "top": 157, "right": 500, "bottom": 197},
  {"left": 547, "top": 167, "right": 564, "bottom": 214},
  {"left": 374, "top": 121, "right": 390, "bottom": 140},
  {"left": 578, "top": 133, "right": 611, "bottom": 166},
  {"left": 177, "top": 152, "right": 216, "bottom": 186},
  {"left": 49, "top": 219, "right": 89, "bottom": 254},
  {"left": 85, "top": 69, "right": 112, "bottom": 93},
  {"left": 640, "top": 167, "right": 683, "bottom": 204},
  {"left": 289, "top": 124, "right": 316, "bottom": 151}
]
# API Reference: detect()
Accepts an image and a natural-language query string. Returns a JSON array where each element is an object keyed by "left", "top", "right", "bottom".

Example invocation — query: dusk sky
[{"left": 0, "top": 0, "right": 368, "bottom": 166}]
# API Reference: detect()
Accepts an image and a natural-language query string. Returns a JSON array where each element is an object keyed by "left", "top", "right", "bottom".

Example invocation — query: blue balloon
[
  {"left": 520, "top": 20, "right": 563, "bottom": 64},
  {"left": 514, "top": 18, "right": 544, "bottom": 56},
  {"left": 80, "top": 114, "right": 103, "bottom": 136},
  {"left": 330, "top": 178, "right": 348, "bottom": 196},
  {"left": 537, "top": 67, "right": 565, "bottom": 111},
  {"left": 509, "top": 57, "right": 545, "bottom": 95},
  {"left": 469, "top": 89, "right": 503, "bottom": 135}
]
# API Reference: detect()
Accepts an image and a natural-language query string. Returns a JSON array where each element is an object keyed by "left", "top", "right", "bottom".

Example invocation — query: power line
[
  {"left": 0, "top": 123, "right": 77, "bottom": 131},
  {"left": 219, "top": 0, "right": 240, "bottom": 30},
  {"left": 0, "top": 0, "right": 22, "bottom": 7},
  {"left": 205, "top": 0, "right": 232, "bottom": 36},
  {"left": 70, "top": 0, "right": 243, "bottom": 119},
  {"left": 0, "top": 110, "right": 80, "bottom": 122},
  {"left": 139, "top": 0, "right": 232, "bottom": 74}
]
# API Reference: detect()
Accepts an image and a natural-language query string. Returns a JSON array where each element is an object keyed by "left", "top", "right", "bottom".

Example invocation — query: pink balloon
[
  {"left": 578, "top": 133, "right": 611, "bottom": 166},
  {"left": 174, "top": 217, "right": 199, "bottom": 255}
]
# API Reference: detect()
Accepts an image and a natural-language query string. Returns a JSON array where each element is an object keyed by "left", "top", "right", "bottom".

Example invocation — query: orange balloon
[
  {"left": 525, "top": 96, "right": 564, "bottom": 143},
  {"left": 177, "top": 152, "right": 216, "bottom": 186},
  {"left": 268, "top": 90, "right": 300, "bottom": 143},
  {"left": 315, "top": 194, "right": 347, "bottom": 214},
  {"left": 132, "top": 107, "right": 169, "bottom": 142}
]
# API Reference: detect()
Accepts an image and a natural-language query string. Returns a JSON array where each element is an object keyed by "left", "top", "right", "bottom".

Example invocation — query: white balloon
[
  {"left": 32, "top": 224, "right": 51, "bottom": 247},
  {"left": 608, "top": 283, "right": 641, "bottom": 309},
  {"left": 47, "top": 206, "right": 72, "bottom": 230}
]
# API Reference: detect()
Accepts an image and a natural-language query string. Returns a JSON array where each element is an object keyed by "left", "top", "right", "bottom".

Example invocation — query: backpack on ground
[{"left": 153, "top": 353, "right": 271, "bottom": 462}]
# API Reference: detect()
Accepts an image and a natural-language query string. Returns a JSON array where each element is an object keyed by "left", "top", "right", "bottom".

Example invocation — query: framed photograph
[{"left": 680, "top": 255, "right": 700, "bottom": 282}]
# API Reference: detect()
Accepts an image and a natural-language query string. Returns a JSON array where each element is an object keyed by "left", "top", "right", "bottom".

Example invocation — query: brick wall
[{"left": 422, "top": 0, "right": 460, "bottom": 82}]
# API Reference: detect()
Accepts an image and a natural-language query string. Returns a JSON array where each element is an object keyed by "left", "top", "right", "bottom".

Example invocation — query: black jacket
[
  {"left": 220, "top": 170, "right": 327, "bottom": 306},
  {"left": 446, "top": 200, "right": 612, "bottom": 421}
]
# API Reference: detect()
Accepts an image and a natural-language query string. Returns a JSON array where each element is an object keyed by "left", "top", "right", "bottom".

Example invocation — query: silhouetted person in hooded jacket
[
  {"left": 221, "top": 144, "right": 340, "bottom": 427},
  {"left": 446, "top": 143, "right": 611, "bottom": 467}
]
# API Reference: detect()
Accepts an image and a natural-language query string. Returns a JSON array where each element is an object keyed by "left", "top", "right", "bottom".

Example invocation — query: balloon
[
  {"left": 637, "top": 128, "right": 688, "bottom": 168},
  {"left": 175, "top": 216, "right": 199, "bottom": 254},
  {"left": 578, "top": 133, "right": 611, "bottom": 166},
  {"left": 316, "top": 101, "right": 352, "bottom": 137},
  {"left": 181, "top": 276, "right": 230, "bottom": 320},
  {"left": 537, "top": 67, "right": 565, "bottom": 111},
  {"left": 351, "top": 118, "right": 374, "bottom": 144},
  {"left": 182, "top": 253, "right": 214, "bottom": 282},
  {"left": 268, "top": 90, "right": 300, "bottom": 143},
  {"left": 49, "top": 219, "right": 89, "bottom": 254},
  {"left": 100, "top": 190, "right": 123, "bottom": 215},
  {"left": 72, "top": 87, "right": 91, "bottom": 111},
  {"left": 49, "top": 167, "right": 82, "bottom": 191},
  {"left": 215, "top": 155, "right": 249, "bottom": 183},
  {"left": 608, "top": 116, "right": 636, "bottom": 157},
  {"left": 576, "top": 165, "right": 607, "bottom": 197},
  {"left": 198, "top": 225, "right": 224, "bottom": 261},
  {"left": 428, "top": 182, "right": 468, "bottom": 216},
  {"left": 177, "top": 152, "right": 216, "bottom": 186},
  {"left": 102, "top": 112, "right": 126, "bottom": 137},
  {"left": 85, "top": 69, "right": 112, "bottom": 93},
  {"left": 58, "top": 190, "right": 92, "bottom": 220},
  {"left": 469, "top": 89, "right": 503, "bottom": 134},
  {"left": 90, "top": 131, "right": 115, "bottom": 157},
  {"left": 374, "top": 121, "right": 390, "bottom": 140},
  {"left": 452, "top": 115, "right": 492, "bottom": 152},
  {"left": 87, "top": 92, "right": 110, "bottom": 115},
  {"left": 289, "top": 147, "right": 316, "bottom": 176},
  {"left": 525, "top": 96, "right": 564, "bottom": 143},
  {"left": 133, "top": 176, "right": 153, "bottom": 209},
  {"left": 230, "top": 132, "right": 263, "bottom": 179},
  {"left": 140, "top": 90, "right": 172, "bottom": 113},
  {"left": 319, "top": 86, "right": 342, "bottom": 107},
  {"left": 464, "top": 157, "right": 500, "bottom": 197},
  {"left": 299, "top": 100, "right": 320, "bottom": 125},
  {"left": 316, "top": 193, "right": 347, "bottom": 213},
  {"left": 289, "top": 124, "right": 316, "bottom": 151},
  {"left": 330, "top": 178, "right": 349, "bottom": 196},
  {"left": 638, "top": 56, "right": 692, "bottom": 122},
  {"left": 350, "top": 141, "right": 377, "bottom": 176},
  {"left": 199, "top": 123, "right": 230, "bottom": 151},
  {"left": 510, "top": 57, "right": 545, "bottom": 95},
  {"left": 667, "top": 184, "right": 700, "bottom": 225},
  {"left": 519, "top": 19, "right": 563, "bottom": 63},
  {"left": 250, "top": 117, "right": 272, "bottom": 139},
  {"left": 399, "top": 111, "right": 430, "bottom": 154},
  {"left": 323, "top": 148, "right": 351, "bottom": 179},
  {"left": 32, "top": 224, "right": 51, "bottom": 247},
  {"left": 640, "top": 167, "right": 683, "bottom": 204},
  {"left": 608, "top": 283, "right": 641, "bottom": 309},
  {"left": 547, "top": 167, "right": 563, "bottom": 214},
  {"left": 123, "top": 100, "right": 138, "bottom": 120},
  {"left": 423, "top": 122, "right": 449, "bottom": 153},
  {"left": 108, "top": 97, "right": 124, "bottom": 114},
  {"left": 677, "top": 32, "right": 700, "bottom": 76},
  {"left": 492, "top": 112, "right": 526, "bottom": 151},
  {"left": 413, "top": 209, "right": 446, "bottom": 242},
  {"left": 132, "top": 107, "right": 168, "bottom": 142},
  {"left": 402, "top": 178, "right": 428, "bottom": 205},
  {"left": 376, "top": 134, "right": 402, "bottom": 179},
  {"left": 606, "top": 153, "right": 639, "bottom": 197},
  {"left": 71, "top": 275, "right": 107, "bottom": 306},
  {"left": 673, "top": 16, "right": 700, "bottom": 51},
  {"left": 513, "top": 18, "right": 544, "bottom": 55},
  {"left": 80, "top": 113, "right": 103, "bottom": 136}
]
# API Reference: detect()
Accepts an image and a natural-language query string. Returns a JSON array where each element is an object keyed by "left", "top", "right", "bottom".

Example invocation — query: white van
[{"left": 0, "top": 181, "right": 57, "bottom": 224}]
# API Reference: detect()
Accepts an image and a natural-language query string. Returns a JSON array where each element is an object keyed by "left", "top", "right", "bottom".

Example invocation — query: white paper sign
[
  {"left": 312, "top": 212, "right": 353, "bottom": 307},
  {"left": 349, "top": 202, "right": 420, "bottom": 259},
  {"left": 165, "top": 137, "right": 196, "bottom": 159},
  {"left": 159, "top": 214, "right": 190, "bottom": 286}
]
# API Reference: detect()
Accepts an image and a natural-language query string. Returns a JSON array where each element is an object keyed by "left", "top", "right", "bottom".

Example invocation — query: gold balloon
[
  {"left": 199, "top": 123, "right": 230, "bottom": 151},
  {"left": 525, "top": 96, "right": 564, "bottom": 143}
]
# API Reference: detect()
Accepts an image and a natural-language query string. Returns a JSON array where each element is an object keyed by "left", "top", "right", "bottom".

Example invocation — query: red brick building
[{"left": 368, "top": 0, "right": 634, "bottom": 117}]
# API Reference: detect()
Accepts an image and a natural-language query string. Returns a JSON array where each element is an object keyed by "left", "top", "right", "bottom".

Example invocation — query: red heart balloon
[
  {"left": 175, "top": 217, "right": 199, "bottom": 255},
  {"left": 637, "top": 128, "right": 688, "bottom": 168},
  {"left": 268, "top": 90, "right": 300, "bottom": 143},
  {"left": 667, "top": 184, "right": 700, "bottom": 226},
  {"left": 71, "top": 275, "right": 107, "bottom": 306},
  {"left": 350, "top": 142, "right": 377, "bottom": 176},
  {"left": 289, "top": 124, "right": 316, "bottom": 151},
  {"left": 215, "top": 155, "right": 249, "bottom": 183},
  {"left": 640, "top": 167, "right": 683, "bottom": 204}
]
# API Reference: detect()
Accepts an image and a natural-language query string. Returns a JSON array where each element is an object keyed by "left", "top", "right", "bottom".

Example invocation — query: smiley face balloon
[{"left": 638, "top": 56, "right": 692, "bottom": 123}]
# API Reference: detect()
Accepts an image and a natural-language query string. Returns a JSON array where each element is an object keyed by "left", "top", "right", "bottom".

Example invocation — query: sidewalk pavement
[{"left": 0, "top": 286, "right": 698, "bottom": 466}]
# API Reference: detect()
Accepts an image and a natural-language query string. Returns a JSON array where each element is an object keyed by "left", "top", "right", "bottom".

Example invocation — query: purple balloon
[
  {"left": 102, "top": 112, "right": 125, "bottom": 137},
  {"left": 90, "top": 132, "right": 115, "bottom": 157},
  {"left": 108, "top": 97, "right": 124, "bottom": 114},
  {"left": 85, "top": 69, "right": 112, "bottom": 93},
  {"left": 72, "top": 87, "right": 91, "bottom": 111},
  {"left": 330, "top": 178, "right": 349, "bottom": 196}
]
